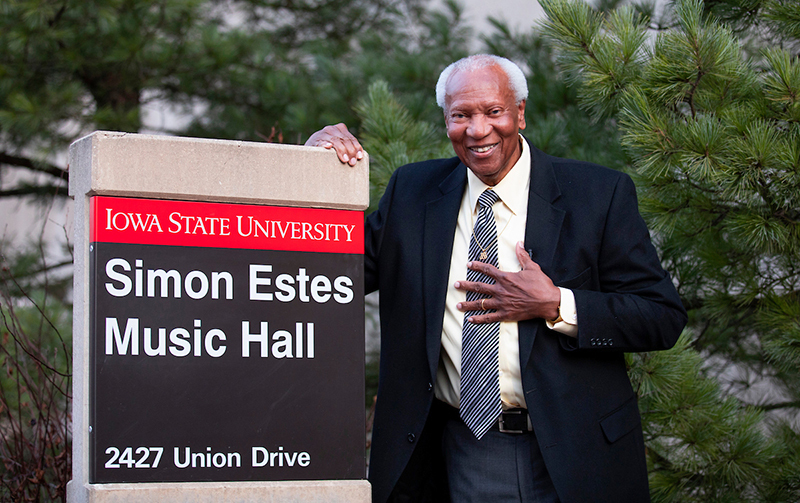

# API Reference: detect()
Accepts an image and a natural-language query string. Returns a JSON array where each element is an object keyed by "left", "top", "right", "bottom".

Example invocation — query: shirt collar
[{"left": 467, "top": 134, "right": 530, "bottom": 216}]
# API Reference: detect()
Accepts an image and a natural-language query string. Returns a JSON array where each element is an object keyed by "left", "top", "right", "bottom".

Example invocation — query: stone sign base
[{"left": 67, "top": 480, "right": 371, "bottom": 502}]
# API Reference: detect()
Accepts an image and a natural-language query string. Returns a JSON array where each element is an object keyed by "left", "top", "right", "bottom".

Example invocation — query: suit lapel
[
  {"left": 520, "top": 142, "right": 565, "bottom": 370},
  {"left": 423, "top": 164, "right": 467, "bottom": 381}
]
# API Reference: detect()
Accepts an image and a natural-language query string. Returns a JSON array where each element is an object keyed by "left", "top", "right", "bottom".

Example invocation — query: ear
[{"left": 517, "top": 100, "right": 527, "bottom": 130}]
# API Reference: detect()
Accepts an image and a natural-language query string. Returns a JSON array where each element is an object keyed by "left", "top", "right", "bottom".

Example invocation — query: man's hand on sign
[{"left": 305, "top": 123, "right": 364, "bottom": 167}]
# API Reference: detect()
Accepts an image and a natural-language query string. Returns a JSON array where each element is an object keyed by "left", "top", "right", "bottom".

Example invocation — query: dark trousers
[{"left": 441, "top": 403, "right": 560, "bottom": 503}]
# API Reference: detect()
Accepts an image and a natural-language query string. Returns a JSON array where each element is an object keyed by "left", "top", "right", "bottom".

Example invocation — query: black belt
[
  {"left": 434, "top": 400, "right": 532, "bottom": 434},
  {"left": 494, "top": 408, "right": 533, "bottom": 434}
]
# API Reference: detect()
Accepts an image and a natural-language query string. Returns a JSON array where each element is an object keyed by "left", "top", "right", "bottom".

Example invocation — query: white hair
[{"left": 435, "top": 54, "right": 528, "bottom": 109}]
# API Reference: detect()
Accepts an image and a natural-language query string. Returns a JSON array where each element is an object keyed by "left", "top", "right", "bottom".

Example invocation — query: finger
[
  {"left": 328, "top": 123, "right": 363, "bottom": 165},
  {"left": 330, "top": 138, "right": 355, "bottom": 165},
  {"left": 466, "top": 260, "right": 501, "bottom": 278},
  {"left": 515, "top": 241, "right": 536, "bottom": 270},
  {"left": 305, "top": 124, "right": 365, "bottom": 166},
  {"left": 304, "top": 131, "right": 330, "bottom": 147},
  {"left": 454, "top": 280, "right": 497, "bottom": 296},
  {"left": 465, "top": 311, "right": 503, "bottom": 324},
  {"left": 456, "top": 299, "right": 495, "bottom": 312}
]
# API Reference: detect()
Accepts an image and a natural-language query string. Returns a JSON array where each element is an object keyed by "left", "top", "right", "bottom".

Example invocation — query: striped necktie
[{"left": 459, "top": 188, "right": 502, "bottom": 439}]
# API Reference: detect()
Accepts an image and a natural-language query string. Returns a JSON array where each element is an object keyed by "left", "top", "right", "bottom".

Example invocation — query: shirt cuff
[{"left": 546, "top": 287, "right": 578, "bottom": 337}]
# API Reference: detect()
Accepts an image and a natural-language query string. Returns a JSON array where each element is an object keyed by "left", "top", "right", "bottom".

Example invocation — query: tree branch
[
  {"left": 10, "top": 260, "right": 73, "bottom": 280},
  {"left": 747, "top": 400, "right": 800, "bottom": 411},
  {"left": 0, "top": 184, "right": 69, "bottom": 199},
  {"left": 0, "top": 152, "right": 69, "bottom": 182}
]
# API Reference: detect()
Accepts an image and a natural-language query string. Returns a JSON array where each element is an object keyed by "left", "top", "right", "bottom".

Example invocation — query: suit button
[
  {"left": 407, "top": 433, "right": 416, "bottom": 443},
  {"left": 609, "top": 340, "right": 614, "bottom": 346},
  {"left": 427, "top": 382, "right": 433, "bottom": 392}
]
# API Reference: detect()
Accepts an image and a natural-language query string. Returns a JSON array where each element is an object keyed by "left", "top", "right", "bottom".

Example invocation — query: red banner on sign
[{"left": 90, "top": 196, "right": 364, "bottom": 254}]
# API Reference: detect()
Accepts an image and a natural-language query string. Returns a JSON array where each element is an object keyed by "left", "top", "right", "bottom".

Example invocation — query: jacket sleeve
[
  {"left": 570, "top": 173, "right": 687, "bottom": 352},
  {"left": 364, "top": 168, "right": 400, "bottom": 295}
]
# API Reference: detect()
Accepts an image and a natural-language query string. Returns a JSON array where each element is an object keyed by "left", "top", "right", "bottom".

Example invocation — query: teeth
[{"left": 471, "top": 144, "right": 495, "bottom": 153}]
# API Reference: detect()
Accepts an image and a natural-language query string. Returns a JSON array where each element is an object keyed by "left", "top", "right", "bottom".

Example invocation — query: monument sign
[{"left": 68, "top": 132, "right": 370, "bottom": 502}]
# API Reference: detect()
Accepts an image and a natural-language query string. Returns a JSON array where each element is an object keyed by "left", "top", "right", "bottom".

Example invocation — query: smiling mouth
[{"left": 469, "top": 143, "right": 497, "bottom": 154}]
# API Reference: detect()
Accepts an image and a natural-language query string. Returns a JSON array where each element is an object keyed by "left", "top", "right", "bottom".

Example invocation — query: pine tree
[
  {"left": 540, "top": 0, "right": 800, "bottom": 500},
  {"left": 0, "top": 0, "right": 420, "bottom": 201}
]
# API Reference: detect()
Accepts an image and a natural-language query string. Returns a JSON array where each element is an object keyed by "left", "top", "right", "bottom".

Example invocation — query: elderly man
[{"left": 306, "top": 54, "right": 686, "bottom": 503}]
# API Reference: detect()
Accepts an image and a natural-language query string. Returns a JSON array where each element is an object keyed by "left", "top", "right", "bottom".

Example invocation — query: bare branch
[
  {"left": 0, "top": 185, "right": 69, "bottom": 199},
  {"left": 0, "top": 152, "right": 69, "bottom": 182}
]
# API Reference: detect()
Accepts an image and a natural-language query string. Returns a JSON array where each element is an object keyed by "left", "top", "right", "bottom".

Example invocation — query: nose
[{"left": 467, "top": 114, "right": 490, "bottom": 138}]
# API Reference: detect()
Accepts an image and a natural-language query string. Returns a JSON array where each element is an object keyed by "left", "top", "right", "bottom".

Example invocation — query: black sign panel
[{"left": 88, "top": 196, "right": 365, "bottom": 483}]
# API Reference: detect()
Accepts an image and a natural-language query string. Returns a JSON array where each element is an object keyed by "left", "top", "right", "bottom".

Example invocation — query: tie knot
[{"left": 478, "top": 189, "right": 500, "bottom": 209}]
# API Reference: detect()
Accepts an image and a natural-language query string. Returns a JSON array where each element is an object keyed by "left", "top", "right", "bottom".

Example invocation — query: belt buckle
[{"left": 498, "top": 409, "right": 527, "bottom": 434}]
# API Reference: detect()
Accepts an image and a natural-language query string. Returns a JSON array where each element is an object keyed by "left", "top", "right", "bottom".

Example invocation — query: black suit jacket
[{"left": 364, "top": 141, "right": 687, "bottom": 503}]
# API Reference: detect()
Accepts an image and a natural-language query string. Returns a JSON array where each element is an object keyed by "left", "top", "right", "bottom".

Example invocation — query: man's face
[{"left": 444, "top": 65, "right": 526, "bottom": 186}]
